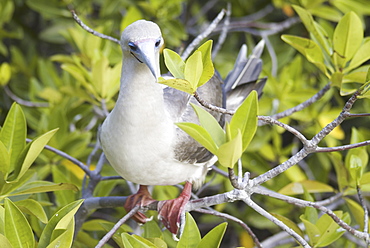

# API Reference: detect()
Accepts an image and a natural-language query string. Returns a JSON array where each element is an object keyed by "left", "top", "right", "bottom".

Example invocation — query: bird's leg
[
  {"left": 124, "top": 185, "right": 156, "bottom": 223},
  {"left": 157, "top": 181, "right": 192, "bottom": 234}
]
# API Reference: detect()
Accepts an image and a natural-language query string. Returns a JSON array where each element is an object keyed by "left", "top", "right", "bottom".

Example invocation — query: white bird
[{"left": 100, "top": 20, "right": 265, "bottom": 235}]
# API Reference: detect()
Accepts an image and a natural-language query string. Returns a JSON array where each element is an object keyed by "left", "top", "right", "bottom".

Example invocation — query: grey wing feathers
[{"left": 168, "top": 40, "right": 265, "bottom": 164}]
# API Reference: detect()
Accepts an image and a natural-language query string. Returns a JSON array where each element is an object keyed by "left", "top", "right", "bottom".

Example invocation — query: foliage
[{"left": 1, "top": 0, "right": 370, "bottom": 247}]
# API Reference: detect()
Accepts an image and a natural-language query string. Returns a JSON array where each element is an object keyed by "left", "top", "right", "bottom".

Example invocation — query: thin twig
[
  {"left": 4, "top": 85, "right": 49, "bottom": 108},
  {"left": 258, "top": 115, "right": 309, "bottom": 146},
  {"left": 254, "top": 187, "right": 370, "bottom": 242},
  {"left": 228, "top": 167, "right": 242, "bottom": 189},
  {"left": 194, "top": 91, "right": 235, "bottom": 115},
  {"left": 315, "top": 140, "right": 370, "bottom": 152},
  {"left": 357, "top": 186, "right": 369, "bottom": 238},
  {"left": 262, "top": 34, "right": 278, "bottom": 76},
  {"left": 311, "top": 90, "right": 360, "bottom": 145},
  {"left": 181, "top": 9, "right": 226, "bottom": 60},
  {"left": 195, "top": 208, "right": 262, "bottom": 248},
  {"left": 269, "top": 82, "right": 331, "bottom": 120},
  {"left": 348, "top": 113, "right": 370, "bottom": 117},
  {"left": 212, "top": 4, "right": 231, "bottom": 59},
  {"left": 26, "top": 138, "right": 91, "bottom": 176},
  {"left": 70, "top": 10, "right": 120, "bottom": 44},
  {"left": 95, "top": 205, "right": 140, "bottom": 248},
  {"left": 244, "top": 197, "right": 311, "bottom": 248}
]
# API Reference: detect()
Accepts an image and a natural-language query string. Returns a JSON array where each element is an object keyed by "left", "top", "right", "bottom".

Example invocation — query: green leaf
[
  {"left": 346, "top": 38, "right": 370, "bottom": 72},
  {"left": 121, "top": 233, "right": 134, "bottom": 248},
  {"left": 0, "top": 103, "right": 26, "bottom": 173},
  {"left": 177, "top": 212, "right": 201, "bottom": 248},
  {"left": 331, "top": 71, "right": 343, "bottom": 87},
  {"left": 0, "top": 234, "right": 12, "bottom": 248},
  {"left": 292, "top": 5, "right": 331, "bottom": 54},
  {"left": 333, "top": 12, "right": 363, "bottom": 67},
  {"left": 345, "top": 198, "right": 366, "bottom": 230},
  {"left": 1, "top": 181, "right": 78, "bottom": 200},
  {"left": 184, "top": 51, "right": 203, "bottom": 90},
  {"left": 121, "top": 233, "right": 153, "bottom": 248},
  {"left": 216, "top": 130, "right": 243, "bottom": 168},
  {"left": 230, "top": 90, "right": 258, "bottom": 151},
  {"left": 345, "top": 128, "right": 368, "bottom": 185},
  {"left": 38, "top": 199, "right": 83, "bottom": 248},
  {"left": 15, "top": 199, "right": 48, "bottom": 224},
  {"left": 316, "top": 211, "right": 349, "bottom": 247},
  {"left": 14, "top": 128, "right": 58, "bottom": 181},
  {"left": 0, "top": 141, "right": 10, "bottom": 178},
  {"left": 196, "top": 222, "right": 227, "bottom": 248},
  {"left": 190, "top": 104, "right": 225, "bottom": 147},
  {"left": 4, "top": 198, "right": 34, "bottom": 248},
  {"left": 176, "top": 122, "right": 218, "bottom": 154},
  {"left": 158, "top": 77, "right": 196, "bottom": 95},
  {"left": 46, "top": 218, "right": 74, "bottom": 248},
  {"left": 300, "top": 215, "right": 321, "bottom": 246},
  {"left": 0, "top": 63, "right": 11, "bottom": 86},
  {"left": 196, "top": 40, "right": 214, "bottom": 87},
  {"left": 281, "top": 35, "right": 327, "bottom": 74},
  {"left": 271, "top": 213, "right": 304, "bottom": 238},
  {"left": 278, "top": 180, "right": 334, "bottom": 195},
  {"left": 163, "top": 49, "right": 185, "bottom": 79}
]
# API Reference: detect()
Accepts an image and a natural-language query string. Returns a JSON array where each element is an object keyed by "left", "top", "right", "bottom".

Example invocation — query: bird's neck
[{"left": 112, "top": 56, "right": 169, "bottom": 123}]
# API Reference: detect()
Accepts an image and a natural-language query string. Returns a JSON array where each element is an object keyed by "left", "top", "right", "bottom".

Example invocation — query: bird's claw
[
  {"left": 157, "top": 182, "right": 191, "bottom": 235},
  {"left": 124, "top": 185, "right": 156, "bottom": 224}
]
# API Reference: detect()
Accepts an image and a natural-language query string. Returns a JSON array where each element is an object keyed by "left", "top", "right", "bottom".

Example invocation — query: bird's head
[{"left": 120, "top": 20, "right": 164, "bottom": 80}]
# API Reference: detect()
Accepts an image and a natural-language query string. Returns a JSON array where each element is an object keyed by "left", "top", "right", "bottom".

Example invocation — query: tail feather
[{"left": 223, "top": 40, "right": 266, "bottom": 111}]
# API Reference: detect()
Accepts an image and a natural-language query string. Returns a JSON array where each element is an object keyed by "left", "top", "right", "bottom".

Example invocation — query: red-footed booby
[{"left": 100, "top": 20, "right": 265, "bottom": 235}]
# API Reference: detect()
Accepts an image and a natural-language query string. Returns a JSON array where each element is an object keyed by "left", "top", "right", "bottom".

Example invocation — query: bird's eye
[
  {"left": 155, "top": 39, "right": 161, "bottom": 48},
  {"left": 128, "top": 42, "right": 137, "bottom": 51}
]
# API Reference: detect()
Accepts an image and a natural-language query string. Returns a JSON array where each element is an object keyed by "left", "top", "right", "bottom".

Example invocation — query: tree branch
[
  {"left": 95, "top": 205, "right": 140, "bottom": 248},
  {"left": 70, "top": 10, "right": 120, "bottom": 44}
]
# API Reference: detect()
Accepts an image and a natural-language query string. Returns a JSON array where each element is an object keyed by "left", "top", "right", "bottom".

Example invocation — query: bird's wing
[{"left": 164, "top": 74, "right": 223, "bottom": 164}]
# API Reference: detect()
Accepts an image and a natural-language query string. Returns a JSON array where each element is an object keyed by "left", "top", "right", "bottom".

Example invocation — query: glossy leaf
[
  {"left": 176, "top": 122, "right": 218, "bottom": 154},
  {"left": 4, "top": 198, "right": 34, "bottom": 248},
  {"left": 38, "top": 199, "right": 83, "bottom": 248},
  {"left": 196, "top": 40, "right": 214, "bottom": 87},
  {"left": 0, "top": 103, "right": 26, "bottom": 173},
  {"left": 230, "top": 90, "right": 258, "bottom": 151},
  {"left": 158, "top": 77, "right": 196, "bottom": 95},
  {"left": 190, "top": 104, "right": 225, "bottom": 147},
  {"left": 278, "top": 180, "right": 334, "bottom": 195},
  {"left": 177, "top": 212, "right": 201, "bottom": 248},
  {"left": 316, "top": 211, "right": 349, "bottom": 247},
  {"left": 1, "top": 181, "right": 78, "bottom": 200},
  {"left": 216, "top": 130, "right": 243, "bottom": 168},
  {"left": 0, "top": 62, "right": 11, "bottom": 86},
  {"left": 0, "top": 234, "right": 12, "bottom": 248},
  {"left": 333, "top": 12, "right": 363, "bottom": 67},
  {"left": 122, "top": 233, "right": 154, "bottom": 248},
  {"left": 14, "top": 128, "right": 58, "bottom": 181},
  {"left": 346, "top": 38, "right": 370, "bottom": 72},
  {"left": 0, "top": 141, "right": 10, "bottom": 178},
  {"left": 331, "top": 71, "right": 343, "bottom": 87},
  {"left": 271, "top": 213, "right": 304, "bottom": 238},
  {"left": 345, "top": 198, "right": 366, "bottom": 230},
  {"left": 281, "top": 35, "right": 327, "bottom": 74},
  {"left": 15, "top": 199, "right": 48, "bottom": 224},
  {"left": 184, "top": 50, "right": 203, "bottom": 89},
  {"left": 196, "top": 222, "right": 227, "bottom": 248},
  {"left": 163, "top": 49, "right": 185, "bottom": 79},
  {"left": 46, "top": 218, "right": 74, "bottom": 248},
  {"left": 300, "top": 215, "right": 321, "bottom": 246},
  {"left": 292, "top": 5, "right": 331, "bottom": 54}
]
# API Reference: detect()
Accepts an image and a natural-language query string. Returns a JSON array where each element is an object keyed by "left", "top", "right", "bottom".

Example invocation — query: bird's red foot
[
  {"left": 157, "top": 181, "right": 192, "bottom": 234},
  {"left": 124, "top": 185, "right": 156, "bottom": 223}
]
